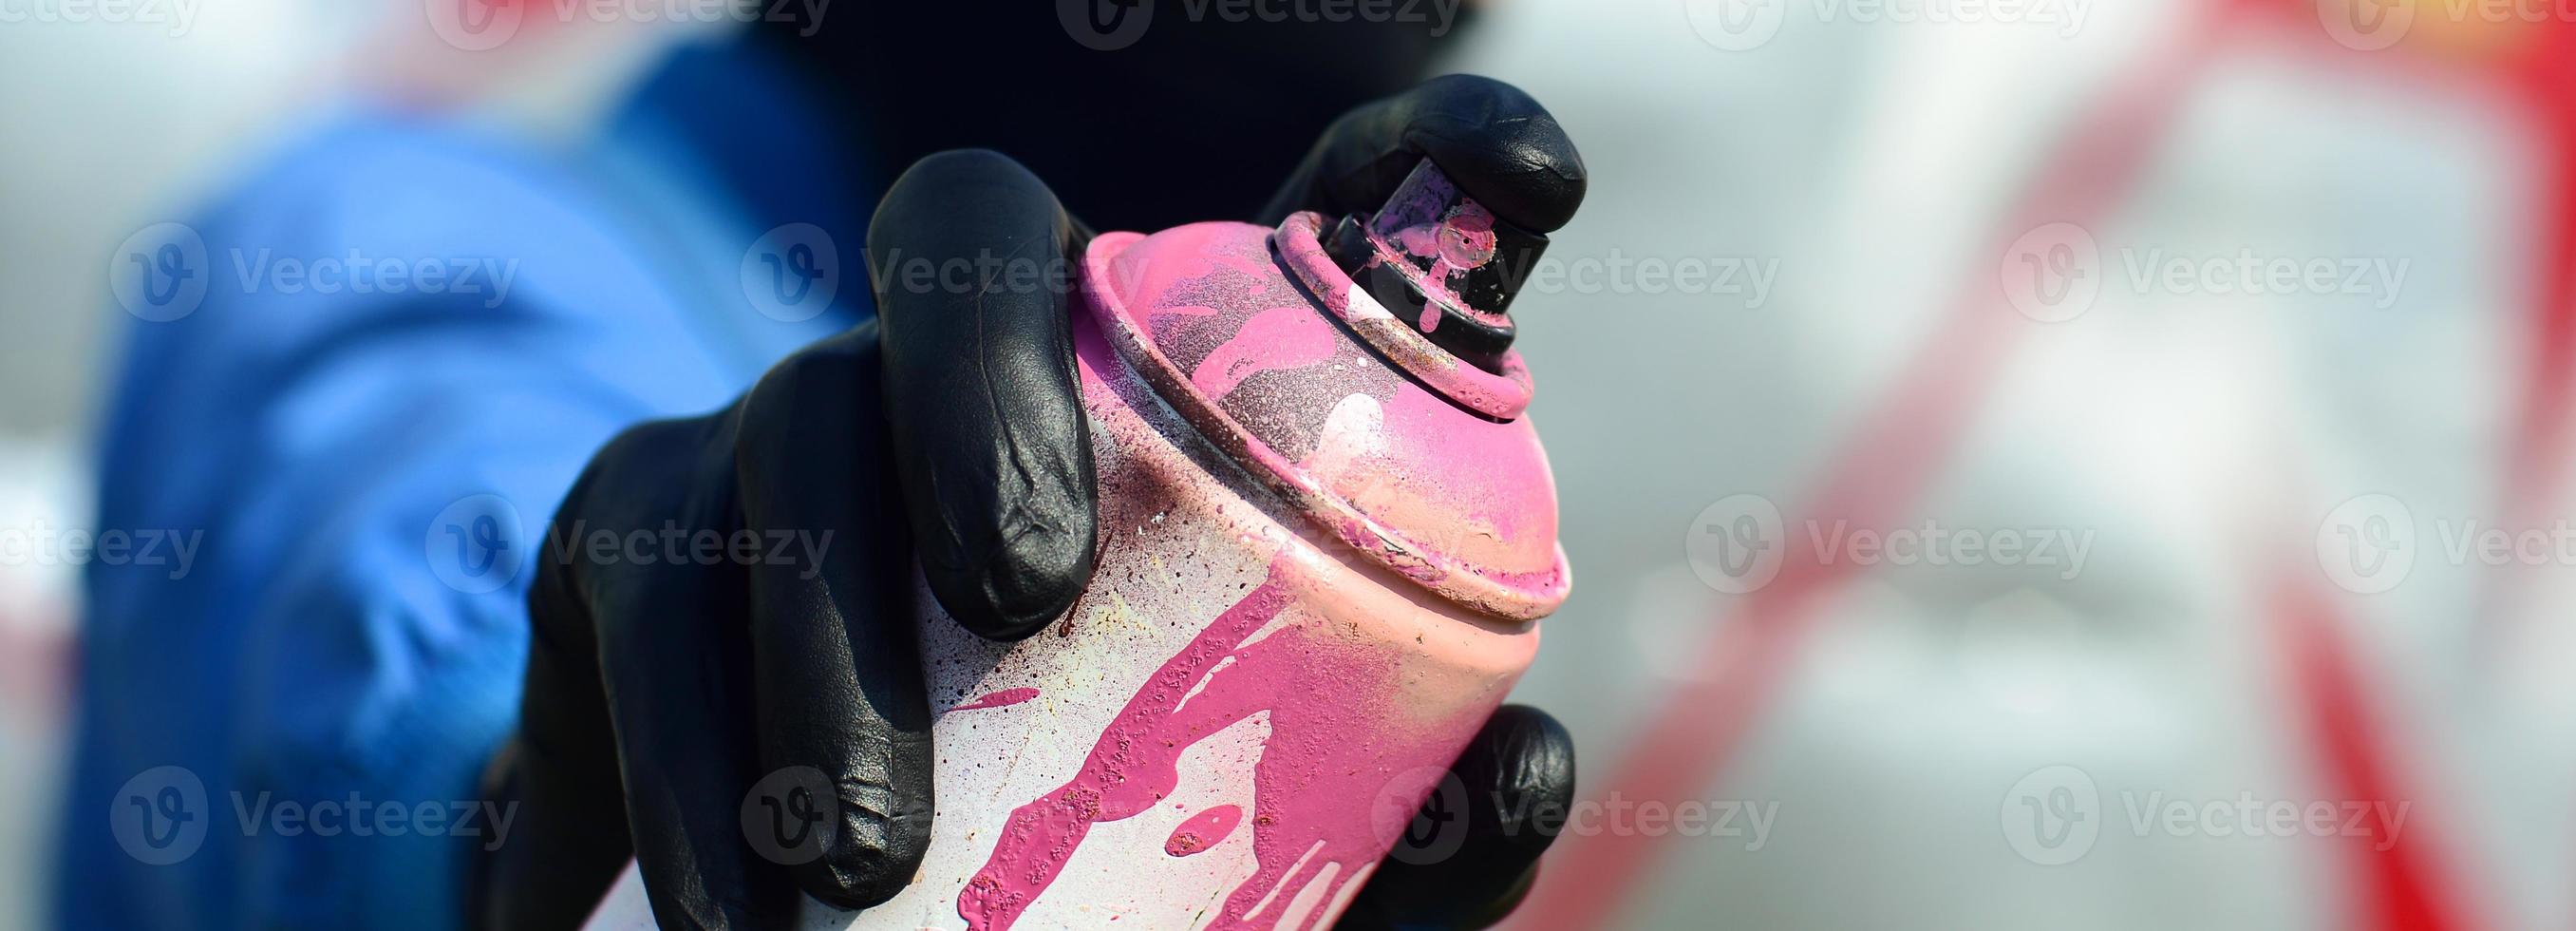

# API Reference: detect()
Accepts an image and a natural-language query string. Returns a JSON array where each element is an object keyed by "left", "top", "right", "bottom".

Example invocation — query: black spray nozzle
[{"left": 1323, "top": 161, "right": 1548, "bottom": 373}]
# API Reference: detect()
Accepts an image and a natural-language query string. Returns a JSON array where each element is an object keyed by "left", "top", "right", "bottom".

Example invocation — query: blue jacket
[{"left": 59, "top": 36, "right": 873, "bottom": 930}]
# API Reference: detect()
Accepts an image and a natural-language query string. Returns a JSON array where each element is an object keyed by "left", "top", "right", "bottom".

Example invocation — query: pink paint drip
[
  {"left": 1163, "top": 805, "right": 1245, "bottom": 858},
  {"left": 956, "top": 556, "right": 1461, "bottom": 931},
  {"left": 951, "top": 687, "right": 1043, "bottom": 712}
]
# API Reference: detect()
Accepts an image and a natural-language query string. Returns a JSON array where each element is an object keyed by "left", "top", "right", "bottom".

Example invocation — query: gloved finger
[
  {"left": 479, "top": 472, "right": 634, "bottom": 930},
  {"left": 732, "top": 325, "right": 936, "bottom": 910},
  {"left": 1339, "top": 705, "right": 1576, "bottom": 931},
  {"left": 1255, "top": 74, "right": 1588, "bottom": 233},
  {"left": 868, "top": 148, "right": 1099, "bottom": 641},
  {"left": 587, "top": 416, "right": 796, "bottom": 930}
]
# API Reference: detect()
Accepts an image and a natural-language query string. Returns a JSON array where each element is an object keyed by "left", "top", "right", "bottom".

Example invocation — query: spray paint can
[{"left": 585, "top": 160, "right": 1569, "bottom": 930}]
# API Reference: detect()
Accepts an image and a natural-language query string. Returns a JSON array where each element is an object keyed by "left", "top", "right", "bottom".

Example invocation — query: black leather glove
[{"left": 477, "top": 73, "right": 1586, "bottom": 931}]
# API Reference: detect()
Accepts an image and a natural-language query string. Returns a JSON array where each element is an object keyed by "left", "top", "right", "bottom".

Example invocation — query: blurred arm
[{"left": 64, "top": 120, "right": 774, "bottom": 931}]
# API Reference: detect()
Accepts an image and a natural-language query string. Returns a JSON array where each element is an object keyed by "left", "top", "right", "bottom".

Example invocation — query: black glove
[{"left": 476, "top": 73, "right": 1586, "bottom": 931}]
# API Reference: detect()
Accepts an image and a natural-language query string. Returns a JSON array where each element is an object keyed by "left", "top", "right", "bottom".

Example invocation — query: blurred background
[{"left": 7, "top": 0, "right": 2573, "bottom": 927}]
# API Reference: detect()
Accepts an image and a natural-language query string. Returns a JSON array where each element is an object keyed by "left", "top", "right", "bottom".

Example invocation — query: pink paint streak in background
[{"left": 955, "top": 556, "right": 1471, "bottom": 931}]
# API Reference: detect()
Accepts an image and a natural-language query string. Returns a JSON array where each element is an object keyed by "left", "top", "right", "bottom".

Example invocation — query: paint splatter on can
[{"left": 588, "top": 163, "right": 1568, "bottom": 931}]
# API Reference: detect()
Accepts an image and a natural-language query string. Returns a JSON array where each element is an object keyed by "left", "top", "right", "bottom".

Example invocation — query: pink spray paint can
[{"left": 584, "top": 161, "right": 1570, "bottom": 931}]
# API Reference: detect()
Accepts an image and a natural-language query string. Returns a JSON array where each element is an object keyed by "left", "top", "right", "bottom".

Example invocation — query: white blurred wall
[{"left": 6, "top": 1, "right": 2568, "bottom": 928}]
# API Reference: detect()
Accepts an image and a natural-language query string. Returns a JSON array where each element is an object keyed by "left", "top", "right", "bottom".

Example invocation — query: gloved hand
[{"left": 476, "top": 73, "right": 1587, "bottom": 931}]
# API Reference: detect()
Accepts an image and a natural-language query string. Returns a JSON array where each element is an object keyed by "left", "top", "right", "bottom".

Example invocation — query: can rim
[{"left": 1278, "top": 211, "right": 1538, "bottom": 421}]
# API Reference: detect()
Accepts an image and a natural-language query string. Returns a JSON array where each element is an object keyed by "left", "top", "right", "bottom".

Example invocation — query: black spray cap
[{"left": 1323, "top": 161, "right": 1549, "bottom": 373}]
